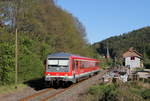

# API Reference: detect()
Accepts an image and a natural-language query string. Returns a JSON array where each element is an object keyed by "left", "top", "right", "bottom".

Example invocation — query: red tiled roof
[{"left": 123, "top": 47, "right": 142, "bottom": 58}]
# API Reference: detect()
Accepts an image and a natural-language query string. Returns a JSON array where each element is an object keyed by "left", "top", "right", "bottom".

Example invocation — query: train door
[{"left": 72, "top": 60, "right": 79, "bottom": 83}]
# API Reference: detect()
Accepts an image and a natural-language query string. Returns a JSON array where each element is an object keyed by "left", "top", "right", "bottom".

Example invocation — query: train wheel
[
  {"left": 62, "top": 81, "right": 65, "bottom": 88},
  {"left": 89, "top": 74, "right": 92, "bottom": 78},
  {"left": 76, "top": 78, "right": 79, "bottom": 83},
  {"left": 50, "top": 81, "right": 54, "bottom": 87},
  {"left": 72, "top": 78, "right": 76, "bottom": 83},
  {"left": 56, "top": 80, "right": 59, "bottom": 87},
  {"left": 73, "top": 74, "right": 76, "bottom": 83},
  {"left": 45, "top": 81, "right": 49, "bottom": 88}
]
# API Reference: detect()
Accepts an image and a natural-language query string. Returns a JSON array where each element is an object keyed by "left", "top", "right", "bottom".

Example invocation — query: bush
[
  {"left": 0, "top": 43, "right": 15, "bottom": 85},
  {"left": 88, "top": 84, "right": 118, "bottom": 101},
  {"left": 18, "top": 35, "right": 44, "bottom": 82},
  {"left": 141, "top": 89, "right": 150, "bottom": 100}
]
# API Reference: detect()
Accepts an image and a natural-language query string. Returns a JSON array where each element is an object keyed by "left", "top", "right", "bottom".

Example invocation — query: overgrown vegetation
[
  {"left": 93, "top": 27, "right": 150, "bottom": 68},
  {"left": 80, "top": 82, "right": 150, "bottom": 101},
  {"left": 98, "top": 56, "right": 113, "bottom": 69},
  {"left": 0, "top": 0, "right": 97, "bottom": 86}
]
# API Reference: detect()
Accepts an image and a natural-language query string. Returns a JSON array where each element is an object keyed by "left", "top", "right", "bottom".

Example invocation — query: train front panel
[{"left": 45, "top": 57, "right": 75, "bottom": 82}]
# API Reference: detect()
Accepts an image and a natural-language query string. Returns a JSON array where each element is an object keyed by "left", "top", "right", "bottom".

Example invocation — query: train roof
[
  {"left": 48, "top": 52, "right": 83, "bottom": 58},
  {"left": 48, "top": 52, "right": 98, "bottom": 61}
]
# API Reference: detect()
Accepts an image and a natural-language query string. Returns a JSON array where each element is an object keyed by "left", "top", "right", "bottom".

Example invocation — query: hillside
[
  {"left": 93, "top": 27, "right": 150, "bottom": 67},
  {"left": 0, "top": 0, "right": 96, "bottom": 85}
]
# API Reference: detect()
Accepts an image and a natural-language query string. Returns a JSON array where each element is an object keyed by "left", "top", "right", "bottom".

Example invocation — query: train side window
[
  {"left": 72, "top": 60, "right": 75, "bottom": 70},
  {"left": 85, "top": 61, "right": 88, "bottom": 68},
  {"left": 76, "top": 61, "right": 78, "bottom": 69},
  {"left": 80, "top": 61, "right": 84, "bottom": 68},
  {"left": 80, "top": 61, "right": 82, "bottom": 68},
  {"left": 83, "top": 61, "right": 85, "bottom": 68},
  {"left": 96, "top": 62, "right": 99, "bottom": 67}
]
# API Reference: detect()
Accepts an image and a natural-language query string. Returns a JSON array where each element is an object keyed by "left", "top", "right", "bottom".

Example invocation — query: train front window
[
  {"left": 48, "top": 60, "right": 59, "bottom": 65},
  {"left": 47, "top": 58, "right": 69, "bottom": 72},
  {"left": 59, "top": 60, "right": 69, "bottom": 66},
  {"left": 48, "top": 58, "right": 69, "bottom": 67}
]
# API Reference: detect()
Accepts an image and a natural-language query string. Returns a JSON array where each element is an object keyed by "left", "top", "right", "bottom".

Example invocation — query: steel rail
[
  {"left": 19, "top": 88, "right": 52, "bottom": 101},
  {"left": 40, "top": 88, "right": 68, "bottom": 101}
]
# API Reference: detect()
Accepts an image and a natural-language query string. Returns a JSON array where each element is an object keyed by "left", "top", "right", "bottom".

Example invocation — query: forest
[
  {"left": 93, "top": 26, "right": 150, "bottom": 68},
  {"left": 0, "top": 0, "right": 97, "bottom": 85}
]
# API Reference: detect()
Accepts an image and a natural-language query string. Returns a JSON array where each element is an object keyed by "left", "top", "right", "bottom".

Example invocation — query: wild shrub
[
  {"left": 141, "top": 89, "right": 150, "bottom": 100},
  {"left": 86, "top": 82, "right": 150, "bottom": 101},
  {"left": 0, "top": 43, "right": 15, "bottom": 85},
  {"left": 89, "top": 84, "right": 118, "bottom": 101}
]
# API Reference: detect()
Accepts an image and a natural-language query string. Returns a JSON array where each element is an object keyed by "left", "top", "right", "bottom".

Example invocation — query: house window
[{"left": 131, "top": 57, "right": 135, "bottom": 60}]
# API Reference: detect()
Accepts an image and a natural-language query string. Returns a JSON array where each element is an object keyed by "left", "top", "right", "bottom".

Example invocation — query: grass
[{"left": 0, "top": 84, "right": 27, "bottom": 95}]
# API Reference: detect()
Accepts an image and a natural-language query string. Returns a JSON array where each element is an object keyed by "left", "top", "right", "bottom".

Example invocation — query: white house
[{"left": 123, "top": 47, "right": 143, "bottom": 70}]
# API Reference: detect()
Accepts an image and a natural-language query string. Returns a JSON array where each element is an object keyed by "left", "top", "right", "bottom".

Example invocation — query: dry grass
[
  {"left": 0, "top": 84, "right": 27, "bottom": 95},
  {"left": 138, "top": 82, "right": 150, "bottom": 89}
]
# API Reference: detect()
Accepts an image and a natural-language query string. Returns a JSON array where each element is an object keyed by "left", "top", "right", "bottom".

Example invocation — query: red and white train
[{"left": 45, "top": 52, "right": 100, "bottom": 85}]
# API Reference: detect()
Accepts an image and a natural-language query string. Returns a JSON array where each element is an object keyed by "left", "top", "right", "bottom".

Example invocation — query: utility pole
[{"left": 15, "top": 28, "right": 18, "bottom": 86}]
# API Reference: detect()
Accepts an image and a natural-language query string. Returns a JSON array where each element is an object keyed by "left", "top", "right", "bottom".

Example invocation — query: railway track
[
  {"left": 40, "top": 85, "right": 73, "bottom": 101},
  {"left": 19, "top": 88, "right": 52, "bottom": 101},
  {"left": 19, "top": 81, "right": 81, "bottom": 101},
  {"left": 19, "top": 70, "right": 108, "bottom": 101}
]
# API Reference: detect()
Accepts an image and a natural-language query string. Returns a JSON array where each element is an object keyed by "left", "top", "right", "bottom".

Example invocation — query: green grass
[{"left": 0, "top": 84, "right": 27, "bottom": 95}]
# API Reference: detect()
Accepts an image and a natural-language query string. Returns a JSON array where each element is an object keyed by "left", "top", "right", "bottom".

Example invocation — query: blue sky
[{"left": 56, "top": 0, "right": 150, "bottom": 44}]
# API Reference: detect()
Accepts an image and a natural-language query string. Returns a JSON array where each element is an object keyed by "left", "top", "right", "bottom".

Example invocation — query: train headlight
[
  {"left": 47, "top": 74, "right": 50, "bottom": 76},
  {"left": 65, "top": 74, "right": 68, "bottom": 76}
]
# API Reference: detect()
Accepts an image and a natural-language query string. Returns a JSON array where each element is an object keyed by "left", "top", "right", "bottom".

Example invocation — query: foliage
[
  {"left": 99, "top": 57, "right": 113, "bottom": 69},
  {"left": 89, "top": 84, "right": 118, "bottom": 101},
  {"left": 18, "top": 35, "right": 44, "bottom": 82},
  {"left": 0, "top": 42, "right": 15, "bottom": 85},
  {"left": 141, "top": 89, "right": 150, "bottom": 100}
]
